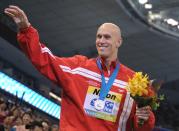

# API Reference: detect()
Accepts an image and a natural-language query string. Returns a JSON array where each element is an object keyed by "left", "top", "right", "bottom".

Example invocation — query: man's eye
[
  {"left": 104, "top": 35, "right": 111, "bottom": 39},
  {"left": 97, "top": 35, "right": 102, "bottom": 38}
]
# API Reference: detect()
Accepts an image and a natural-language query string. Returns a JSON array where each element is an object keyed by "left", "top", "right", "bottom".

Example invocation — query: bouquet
[{"left": 126, "top": 72, "right": 164, "bottom": 126}]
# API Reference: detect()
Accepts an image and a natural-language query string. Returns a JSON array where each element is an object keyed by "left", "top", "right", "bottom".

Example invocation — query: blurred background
[{"left": 0, "top": 0, "right": 179, "bottom": 130}]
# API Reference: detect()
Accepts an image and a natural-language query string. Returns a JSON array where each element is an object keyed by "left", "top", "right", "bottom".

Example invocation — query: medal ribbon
[{"left": 97, "top": 58, "right": 120, "bottom": 101}]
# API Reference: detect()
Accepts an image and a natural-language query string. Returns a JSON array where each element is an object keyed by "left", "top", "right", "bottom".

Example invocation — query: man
[
  {"left": 22, "top": 112, "right": 33, "bottom": 126},
  {"left": 41, "top": 120, "right": 50, "bottom": 131},
  {"left": 4, "top": 5, "right": 155, "bottom": 131},
  {"left": 14, "top": 112, "right": 33, "bottom": 131}
]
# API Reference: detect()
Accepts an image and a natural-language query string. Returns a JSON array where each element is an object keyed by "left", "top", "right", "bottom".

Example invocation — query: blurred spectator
[
  {"left": 14, "top": 116, "right": 23, "bottom": 126},
  {"left": 0, "top": 94, "right": 58, "bottom": 131},
  {"left": 41, "top": 120, "right": 50, "bottom": 131},
  {"left": 51, "top": 124, "right": 59, "bottom": 131},
  {"left": 12, "top": 107, "right": 21, "bottom": 118},
  {"left": 3, "top": 115, "right": 14, "bottom": 131},
  {"left": 0, "top": 100, "right": 9, "bottom": 124},
  {"left": 13, "top": 112, "right": 34, "bottom": 131},
  {"left": 22, "top": 112, "right": 33, "bottom": 125}
]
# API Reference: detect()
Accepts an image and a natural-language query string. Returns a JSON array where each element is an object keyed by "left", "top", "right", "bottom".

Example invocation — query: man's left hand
[{"left": 136, "top": 106, "right": 151, "bottom": 122}]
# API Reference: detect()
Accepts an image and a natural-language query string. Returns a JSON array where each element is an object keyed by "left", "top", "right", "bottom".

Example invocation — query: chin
[
  {"left": 97, "top": 50, "right": 110, "bottom": 57},
  {"left": 98, "top": 54, "right": 108, "bottom": 59}
]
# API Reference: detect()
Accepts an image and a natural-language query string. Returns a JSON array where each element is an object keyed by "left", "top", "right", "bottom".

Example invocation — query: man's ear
[{"left": 116, "top": 38, "right": 122, "bottom": 48}]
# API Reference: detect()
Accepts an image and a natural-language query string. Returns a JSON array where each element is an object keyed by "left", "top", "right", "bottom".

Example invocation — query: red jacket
[{"left": 17, "top": 26, "right": 155, "bottom": 131}]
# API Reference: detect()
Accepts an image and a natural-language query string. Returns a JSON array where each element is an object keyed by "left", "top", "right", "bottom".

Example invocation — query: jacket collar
[{"left": 97, "top": 57, "right": 119, "bottom": 71}]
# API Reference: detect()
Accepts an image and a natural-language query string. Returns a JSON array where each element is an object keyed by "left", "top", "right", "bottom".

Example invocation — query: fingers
[
  {"left": 136, "top": 106, "right": 151, "bottom": 121},
  {"left": 4, "top": 8, "right": 18, "bottom": 17},
  {"left": 8, "top": 5, "right": 22, "bottom": 11},
  {"left": 136, "top": 111, "right": 150, "bottom": 121},
  {"left": 4, "top": 5, "right": 23, "bottom": 17},
  {"left": 4, "top": 5, "right": 30, "bottom": 29},
  {"left": 4, "top": 10, "right": 15, "bottom": 18},
  {"left": 4, "top": 8, "right": 22, "bottom": 24},
  {"left": 8, "top": 5, "right": 25, "bottom": 15},
  {"left": 6, "top": 5, "right": 22, "bottom": 12}
]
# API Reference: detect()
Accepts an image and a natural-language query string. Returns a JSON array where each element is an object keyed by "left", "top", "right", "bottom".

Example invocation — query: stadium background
[{"left": 0, "top": 0, "right": 179, "bottom": 130}]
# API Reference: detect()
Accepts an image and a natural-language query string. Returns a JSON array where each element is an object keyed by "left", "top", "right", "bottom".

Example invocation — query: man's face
[
  {"left": 3, "top": 116, "right": 13, "bottom": 125},
  {"left": 22, "top": 114, "right": 32, "bottom": 125},
  {"left": 96, "top": 24, "right": 121, "bottom": 59},
  {"left": 0, "top": 103, "right": 7, "bottom": 110},
  {"left": 42, "top": 121, "right": 49, "bottom": 131},
  {"left": 15, "top": 117, "right": 23, "bottom": 126}
]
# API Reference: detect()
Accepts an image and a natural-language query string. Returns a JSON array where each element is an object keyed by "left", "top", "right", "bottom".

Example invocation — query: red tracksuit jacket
[{"left": 17, "top": 26, "right": 155, "bottom": 131}]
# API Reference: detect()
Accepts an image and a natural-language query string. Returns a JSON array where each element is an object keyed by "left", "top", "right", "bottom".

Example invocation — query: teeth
[
  {"left": 99, "top": 46, "right": 107, "bottom": 48},
  {"left": 99, "top": 47, "right": 106, "bottom": 51}
]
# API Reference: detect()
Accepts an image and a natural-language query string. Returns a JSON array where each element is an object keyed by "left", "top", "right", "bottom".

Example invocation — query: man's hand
[
  {"left": 4, "top": 5, "right": 30, "bottom": 29},
  {"left": 136, "top": 106, "right": 151, "bottom": 122}
]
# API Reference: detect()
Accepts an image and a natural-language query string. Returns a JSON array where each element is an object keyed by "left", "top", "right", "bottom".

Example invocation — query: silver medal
[{"left": 94, "top": 99, "right": 105, "bottom": 111}]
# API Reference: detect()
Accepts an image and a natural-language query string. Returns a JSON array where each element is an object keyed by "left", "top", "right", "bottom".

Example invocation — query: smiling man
[
  {"left": 96, "top": 23, "right": 121, "bottom": 68},
  {"left": 4, "top": 5, "right": 155, "bottom": 131}
]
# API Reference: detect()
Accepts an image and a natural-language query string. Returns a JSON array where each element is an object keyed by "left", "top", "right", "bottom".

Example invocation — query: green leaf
[{"left": 159, "top": 94, "right": 165, "bottom": 101}]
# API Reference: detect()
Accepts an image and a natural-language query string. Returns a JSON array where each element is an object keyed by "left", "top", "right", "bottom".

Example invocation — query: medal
[
  {"left": 94, "top": 99, "right": 105, "bottom": 111},
  {"left": 94, "top": 58, "right": 120, "bottom": 111}
]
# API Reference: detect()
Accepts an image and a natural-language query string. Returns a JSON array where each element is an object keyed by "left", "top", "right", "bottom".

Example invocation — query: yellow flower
[{"left": 126, "top": 72, "right": 149, "bottom": 97}]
